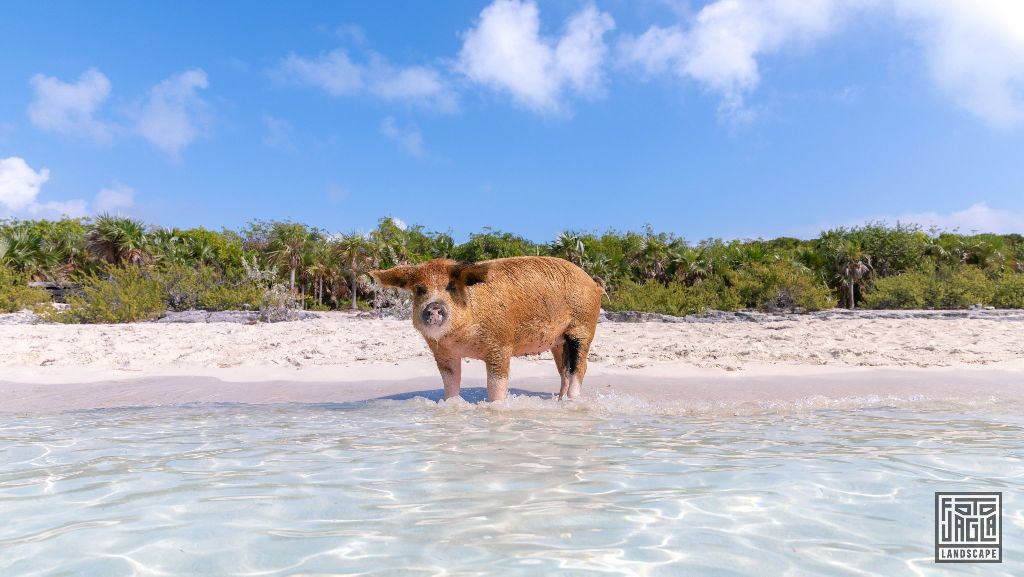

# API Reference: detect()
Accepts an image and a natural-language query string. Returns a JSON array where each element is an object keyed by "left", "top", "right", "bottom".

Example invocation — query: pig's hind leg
[
  {"left": 551, "top": 343, "right": 572, "bottom": 400},
  {"left": 560, "top": 331, "right": 592, "bottom": 399}
]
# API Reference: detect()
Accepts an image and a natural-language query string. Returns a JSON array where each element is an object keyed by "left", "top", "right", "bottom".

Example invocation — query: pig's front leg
[
  {"left": 434, "top": 354, "right": 462, "bottom": 400},
  {"left": 484, "top": 350, "right": 511, "bottom": 402}
]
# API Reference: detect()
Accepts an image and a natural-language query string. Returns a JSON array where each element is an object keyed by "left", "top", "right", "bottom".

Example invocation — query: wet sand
[{"left": 3, "top": 359, "right": 1023, "bottom": 414}]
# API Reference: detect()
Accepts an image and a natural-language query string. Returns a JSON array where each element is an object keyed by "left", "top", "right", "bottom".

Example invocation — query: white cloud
[
  {"left": 620, "top": 0, "right": 845, "bottom": 119},
  {"left": 0, "top": 156, "right": 133, "bottom": 218},
  {"left": 263, "top": 114, "right": 296, "bottom": 151},
  {"left": 0, "top": 156, "right": 51, "bottom": 212},
  {"left": 335, "top": 24, "right": 369, "bottom": 46},
  {"left": 380, "top": 116, "right": 425, "bottom": 158},
  {"left": 371, "top": 61, "right": 453, "bottom": 108},
  {"left": 327, "top": 183, "right": 350, "bottom": 204},
  {"left": 621, "top": 0, "right": 1024, "bottom": 127},
  {"left": 790, "top": 202, "right": 1024, "bottom": 238},
  {"left": 893, "top": 0, "right": 1024, "bottom": 128},
  {"left": 133, "top": 69, "right": 211, "bottom": 157},
  {"left": 883, "top": 202, "right": 1024, "bottom": 234},
  {"left": 26, "top": 67, "right": 213, "bottom": 154},
  {"left": 32, "top": 199, "right": 89, "bottom": 219},
  {"left": 275, "top": 48, "right": 456, "bottom": 111},
  {"left": 457, "top": 0, "right": 615, "bottom": 113},
  {"left": 27, "top": 68, "right": 114, "bottom": 142},
  {"left": 278, "top": 50, "right": 363, "bottom": 96},
  {"left": 93, "top": 183, "right": 135, "bottom": 214},
  {"left": 618, "top": 23, "right": 688, "bottom": 78}
]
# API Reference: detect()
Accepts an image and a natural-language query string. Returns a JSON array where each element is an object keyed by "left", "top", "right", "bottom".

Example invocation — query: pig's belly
[
  {"left": 511, "top": 323, "right": 566, "bottom": 356},
  {"left": 440, "top": 318, "right": 571, "bottom": 359}
]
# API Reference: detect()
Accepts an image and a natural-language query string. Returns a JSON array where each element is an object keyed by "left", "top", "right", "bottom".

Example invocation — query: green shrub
[
  {"left": 198, "top": 283, "right": 263, "bottom": 311},
  {"left": 700, "top": 277, "right": 743, "bottom": 311},
  {"left": 864, "top": 266, "right": 998, "bottom": 309},
  {"left": 59, "top": 266, "right": 166, "bottom": 323},
  {"left": 0, "top": 266, "right": 51, "bottom": 312},
  {"left": 732, "top": 263, "right": 836, "bottom": 312},
  {"left": 605, "top": 266, "right": 834, "bottom": 316},
  {"left": 606, "top": 280, "right": 717, "bottom": 316},
  {"left": 154, "top": 265, "right": 215, "bottom": 311},
  {"left": 992, "top": 274, "right": 1024, "bottom": 308},
  {"left": 863, "top": 272, "right": 929, "bottom": 309},
  {"left": 933, "top": 266, "right": 995, "bottom": 308},
  {"left": 154, "top": 264, "right": 262, "bottom": 311}
]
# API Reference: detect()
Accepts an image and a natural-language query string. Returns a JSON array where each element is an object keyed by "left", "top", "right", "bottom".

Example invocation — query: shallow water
[{"left": 1, "top": 393, "right": 1022, "bottom": 576}]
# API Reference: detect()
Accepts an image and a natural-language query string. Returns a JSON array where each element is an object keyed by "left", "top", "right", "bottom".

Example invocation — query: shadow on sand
[{"left": 373, "top": 387, "right": 553, "bottom": 403}]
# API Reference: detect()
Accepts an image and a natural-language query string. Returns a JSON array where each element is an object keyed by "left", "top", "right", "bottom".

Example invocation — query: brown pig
[{"left": 369, "top": 257, "right": 602, "bottom": 401}]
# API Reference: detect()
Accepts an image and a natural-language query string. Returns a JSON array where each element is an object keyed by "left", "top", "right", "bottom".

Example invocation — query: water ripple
[{"left": 0, "top": 397, "right": 1021, "bottom": 576}]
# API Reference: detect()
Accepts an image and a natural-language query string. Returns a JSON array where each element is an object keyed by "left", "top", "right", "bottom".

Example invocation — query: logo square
[{"left": 935, "top": 492, "right": 1002, "bottom": 563}]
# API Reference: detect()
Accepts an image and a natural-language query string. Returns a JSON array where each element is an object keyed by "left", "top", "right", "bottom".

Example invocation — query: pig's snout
[{"left": 420, "top": 302, "right": 448, "bottom": 326}]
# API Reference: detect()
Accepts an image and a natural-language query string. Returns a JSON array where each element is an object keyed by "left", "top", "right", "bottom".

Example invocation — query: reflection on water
[{"left": 0, "top": 393, "right": 1021, "bottom": 576}]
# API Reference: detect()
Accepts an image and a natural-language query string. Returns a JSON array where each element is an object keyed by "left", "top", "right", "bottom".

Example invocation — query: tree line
[{"left": 2, "top": 215, "right": 1023, "bottom": 318}]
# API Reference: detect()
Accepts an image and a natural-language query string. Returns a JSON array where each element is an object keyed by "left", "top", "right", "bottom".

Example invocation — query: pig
[{"left": 369, "top": 256, "right": 603, "bottom": 402}]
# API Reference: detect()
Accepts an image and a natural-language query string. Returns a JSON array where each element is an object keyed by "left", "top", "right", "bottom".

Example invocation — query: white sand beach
[{"left": 2, "top": 311, "right": 1023, "bottom": 412}]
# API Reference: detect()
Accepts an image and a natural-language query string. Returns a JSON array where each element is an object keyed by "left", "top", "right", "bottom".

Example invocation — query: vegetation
[
  {"left": 56, "top": 266, "right": 166, "bottom": 323},
  {"left": 1, "top": 215, "right": 1022, "bottom": 321},
  {"left": 605, "top": 280, "right": 727, "bottom": 316},
  {"left": 863, "top": 267, "right": 1004, "bottom": 310},
  {"left": 0, "top": 267, "right": 51, "bottom": 313},
  {"left": 731, "top": 262, "right": 836, "bottom": 312},
  {"left": 861, "top": 272, "right": 929, "bottom": 309},
  {"left": 154, "top": 265, "right": 263, "bottom": 312},
  {"left": 993, "top": 274, "right": 1024, "bottom": 309}
]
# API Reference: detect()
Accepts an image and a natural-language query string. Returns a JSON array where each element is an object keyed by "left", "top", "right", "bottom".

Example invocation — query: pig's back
[
  {"left": 473, "top": 256, "right": 602, "bottom": 320},
  {"left": 487, "top": 256, "right": 597, "bottom": 290}
]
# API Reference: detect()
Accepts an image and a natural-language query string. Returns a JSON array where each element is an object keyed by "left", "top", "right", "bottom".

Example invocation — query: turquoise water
[{"left": 1, "top": 394, "right": 1021, "bottom": 576}]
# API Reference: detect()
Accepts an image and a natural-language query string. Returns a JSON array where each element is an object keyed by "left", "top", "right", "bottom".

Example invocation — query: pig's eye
[
  {"left": 445, "top": 281, "right": 457, "bottom": 293},
  {"left": 414, "top": 285, "right": 427, "bottom": 297}
]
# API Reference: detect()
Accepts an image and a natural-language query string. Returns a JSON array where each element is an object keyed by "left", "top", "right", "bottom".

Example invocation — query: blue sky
[{"left": 1, "top": 0, "right": 1023, "bottom": 241}]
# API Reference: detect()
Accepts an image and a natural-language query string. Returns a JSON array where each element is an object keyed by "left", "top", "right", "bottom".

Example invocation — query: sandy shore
[{"left": 2, "top": 311, "right": 1023, "bottom": 412}]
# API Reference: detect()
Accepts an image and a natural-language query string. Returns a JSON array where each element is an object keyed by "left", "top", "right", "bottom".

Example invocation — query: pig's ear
[
  {"left": 451, "top": 262, "right": 489, "bottom": 287},
  {"left": 369, "top": 266, "right": 417, "bottom": 290}
]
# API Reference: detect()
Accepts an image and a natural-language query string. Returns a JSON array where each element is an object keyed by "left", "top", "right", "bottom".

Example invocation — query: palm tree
[
  {"left": 922, "top": 235, "right": 951, "bottom": 270},
  {"left": 149, "top": 228, "right": 187, "bottom": 265},
  {"left": 795, "top": 245, "right": 829, "bottom": 277},
  {"left": 552, "top": 231, "right": 587, "bottom": 266},
  {"left": 627, "top": 227, "right": 679, "bottom": 283},
  {"left": 302, "top": 241, "right": 334, "bottom": 307},
  {"left": 87, "top": 215, "right": 151, "bottom": 265},
  {"left": 266, "top": 222, "right": 310, "bottom": 291},
  {"left": 1, "top": 230, "right": 56, "bottom": 279},
  {"left": 188, "top": 236, "right": 217, "bottom": 267},
  {"left": 673, "top": 245, "right": 717, "bottom": 286},
  {"left": 335, "top": 233, "right": 374, "bottom": 310},
  {"left": 958, "top": 237, "right": 1005, "bottom": 271},
  {"left": 835, "top": 243, "right": 872, "bottom": 309},
  {"left": 369, "top": 218, "right": 412, "bottom": 268},
  {"left": 584, "top": 253, "right": 612, "bottom": 285},
  {"left": 46, "top": 225, "right": 87, "bottom": 280}
]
